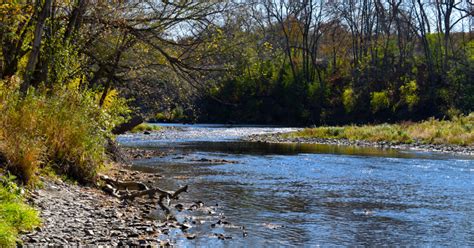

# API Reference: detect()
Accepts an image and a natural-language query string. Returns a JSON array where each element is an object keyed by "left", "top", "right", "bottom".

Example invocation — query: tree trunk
[
  {"left": 20, "top": 0, "right": 52, "bottom": 95},
  {"left": 63, "top": 0, "right": 87, "bottom": 43},
  {"left": 112, "top": 115, "right": 144, "bottom": 135}
]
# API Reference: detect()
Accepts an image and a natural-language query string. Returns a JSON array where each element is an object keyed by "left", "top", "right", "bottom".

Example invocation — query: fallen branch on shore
[
  {"left": 100, "top": 175, "right": 149, "bottom": 191},
  {"left": 99, "top": 175, "right": 188, "bottom": 216}
]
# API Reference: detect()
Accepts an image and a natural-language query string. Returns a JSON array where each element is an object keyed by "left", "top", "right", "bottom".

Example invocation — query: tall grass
[
  {"left": 0, "top": 174, "right": 40, "bottom": 247},
  {"left": 288, "top": 114, "right": 474, "bottom": 146},
  {"left": 0, "top": 80, "right": 130, "bottom": 185}
]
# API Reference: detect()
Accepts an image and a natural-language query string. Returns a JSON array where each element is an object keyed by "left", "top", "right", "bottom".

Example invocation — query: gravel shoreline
[
  {"left": 20, "top": 159, "right": 223, "bottom": 247},
  {"left": 20, "top": 167, "right": 174, "bottom": 247},
  {"left": 244, "top": 133, "right": 474, "bottom": 156}
]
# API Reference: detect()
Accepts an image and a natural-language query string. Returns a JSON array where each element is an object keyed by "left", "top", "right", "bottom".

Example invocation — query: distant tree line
[{"left": 198, "top": 0, "right": 473, "bottom": 125}]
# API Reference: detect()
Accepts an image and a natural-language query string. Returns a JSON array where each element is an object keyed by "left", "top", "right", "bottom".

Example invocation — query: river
[{"left": 117, "top": 123, "right": 474, "bottom": 247}]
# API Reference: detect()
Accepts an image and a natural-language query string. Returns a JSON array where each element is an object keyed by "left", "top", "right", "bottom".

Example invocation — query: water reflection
[{"left": 133, "top": 141, "right": 471, "bottom": 160}]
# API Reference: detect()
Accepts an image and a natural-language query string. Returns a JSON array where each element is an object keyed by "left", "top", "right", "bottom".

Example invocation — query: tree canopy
[{"left": 1, "top": 0, "right": 473, "bottom": 125}]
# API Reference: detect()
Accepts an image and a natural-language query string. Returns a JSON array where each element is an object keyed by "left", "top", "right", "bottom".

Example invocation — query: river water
[{"left": 117, "top": 124, "right": 474, "bottom": 247}]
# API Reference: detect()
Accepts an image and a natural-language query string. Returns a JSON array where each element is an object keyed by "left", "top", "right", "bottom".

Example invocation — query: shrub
[
  {"left": 407, "top": 114, "right": 474, "bottom": 145},
  {"left": 171, "top": 106, "right": 185, "bottom": 120},
  {"left": 154, "top": 112, "right": 167, "bottom": 121},
  {"left": 130, "top": 123, "right": 162, "bottom": 133}
]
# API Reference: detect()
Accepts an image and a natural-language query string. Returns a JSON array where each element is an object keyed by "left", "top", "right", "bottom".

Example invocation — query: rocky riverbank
[
  {"left": 244, "top": 133, "right": 474, "bottom": 156},
  {"left": 20, "top": 159, "right": 226, "bottom": 246}
]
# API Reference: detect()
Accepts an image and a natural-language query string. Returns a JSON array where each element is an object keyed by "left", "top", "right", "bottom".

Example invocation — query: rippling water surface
[{"left": 117, "top": 124, "right": 474, "bottom": 247}]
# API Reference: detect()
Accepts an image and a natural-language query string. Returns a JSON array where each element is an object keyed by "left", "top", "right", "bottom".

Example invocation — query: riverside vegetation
[
  {"left": 244, "top": 114, "right": 474, "bottom": 155},
  {"left": 0, "top": 80, "right": 130, "bottom": 185},
  {"left": 287, "top": 114, "right": 474, "bottom": 146},
  {"left": 0, "top": 78, "right": 130, "bottom": 246}
]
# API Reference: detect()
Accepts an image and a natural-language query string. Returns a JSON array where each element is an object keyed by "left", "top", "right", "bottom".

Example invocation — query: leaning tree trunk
[{"left": 112, "top": 115, "right": 144, "bottom": 135}]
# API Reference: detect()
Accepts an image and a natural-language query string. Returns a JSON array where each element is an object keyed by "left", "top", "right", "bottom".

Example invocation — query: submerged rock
[{"left": 175, "top": 203, "right": 184, "bottom": 211}]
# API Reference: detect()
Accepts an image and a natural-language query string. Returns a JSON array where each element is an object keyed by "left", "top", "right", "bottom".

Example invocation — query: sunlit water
[{"left": 117, "top": 124, "right": 474, "bottom": 247}]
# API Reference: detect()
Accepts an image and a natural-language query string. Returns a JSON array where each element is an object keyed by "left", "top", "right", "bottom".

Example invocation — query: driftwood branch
[
  {"left": 99, "top": 175, "right": 188, "bottom": 216},
  {"left": 119, "top": 185, "right": 188, "bottom": 201},
  {"left": 100, "top": 175, "right": 148, "bottom": 191}
]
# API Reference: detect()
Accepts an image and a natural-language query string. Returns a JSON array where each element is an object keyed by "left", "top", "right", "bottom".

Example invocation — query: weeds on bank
[
  {"left": 0, "top": 174, "right": 40, "bottom": 247},
  {"left": 288, "top": 113, "right": 474, "bottom": 146},
  {"left": 406, "top": 115, "right": 474, "bottom": 145}
]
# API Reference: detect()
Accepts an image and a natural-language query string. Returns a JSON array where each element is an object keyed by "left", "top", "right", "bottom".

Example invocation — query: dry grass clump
[{"left": 406, "top": 114, "right": 474, "bottom": 145}]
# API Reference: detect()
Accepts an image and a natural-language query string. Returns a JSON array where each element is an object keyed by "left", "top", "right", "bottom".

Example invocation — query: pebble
[{"left": 186, "top": 234, "right": 197, "bottom": 239}]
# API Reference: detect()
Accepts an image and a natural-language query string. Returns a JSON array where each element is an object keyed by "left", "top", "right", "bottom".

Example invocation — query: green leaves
[
  {"left": 399, "top": 80, "right": 419, "bottom": 111},
  {"left": 370, "top": 91, "right": 390, "bottom": 113},
  {"left": 342, "top": 88, "right": 356, "bottom": 113}
]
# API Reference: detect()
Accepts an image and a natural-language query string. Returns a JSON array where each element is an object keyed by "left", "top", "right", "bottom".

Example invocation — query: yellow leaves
[
  {"left": 0, "top": 75, "right": 21, "bottom": 91},
  {"left": 0, "top": 3, "right": 19, "bottom": 14},
  {"left": 263, "top": 41, "right": 273, "bottom": 51},
  {"left": 342, "top": 88, "right": 355, "bottom": 113},
  {"left": 16, "top": 54, "right": 29, "bottom": 76},
  {"left": 205, "top": 27, "right": 224, "bottom": 50},
  {"left": 0, "top": 2, "right": 33, "bottom": 22},
  {"left": 370, "top": 91, "right": 390, "bottom": 113},
  {"left": 66, "top": 76, "right": 83, "bottom": 91},
  {"left": 399, "top": 80, "right": 419, "bottom": 111},
  {"left": 100, "top": 89, "right": 119, "bottom": 109},
  {"left": 154, "top": 53, "right": 169, "bottom": 65},
  {"left": 207, "top": 41, "right": 220, "bottom": 50}
]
